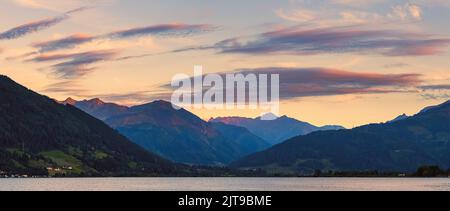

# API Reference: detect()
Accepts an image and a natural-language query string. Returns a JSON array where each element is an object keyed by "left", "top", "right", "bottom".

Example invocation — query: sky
[{"left": 1, "top": 0, "right": 450, "bottom": 128}]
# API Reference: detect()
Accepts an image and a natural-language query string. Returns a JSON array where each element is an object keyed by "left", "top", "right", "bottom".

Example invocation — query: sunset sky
[{"left": 1, "top": 0, "right": 450, "bottom": 128}]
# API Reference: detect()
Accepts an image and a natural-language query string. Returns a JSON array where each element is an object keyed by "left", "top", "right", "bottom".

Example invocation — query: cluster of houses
[
  {"left": 0, "top": 172, "right": 39, "bottom": 178},
  {"left": 46, "top": 166, "right": 73, "bottom": 172},
  {"left": 0, "top": 166, "right": 73, "bottom": 178}
]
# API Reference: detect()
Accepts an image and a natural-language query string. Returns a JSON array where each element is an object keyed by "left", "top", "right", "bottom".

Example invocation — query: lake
[{"left": 1, "top": 178, "right": 450, "bottom": 191}]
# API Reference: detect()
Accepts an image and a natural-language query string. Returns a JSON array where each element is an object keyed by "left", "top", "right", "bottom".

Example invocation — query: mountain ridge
[
  {"left": 210, "top": 115, "right": 345, "bottom": 145},
  {"left": 232, "top": 100, "right": 450, "bottom": 174},
  {"left": 0, "top": 75, "right": 178, "bottom": 176},
  {"left": 63, "top": 98, "right": 129, "bottom": 121}
]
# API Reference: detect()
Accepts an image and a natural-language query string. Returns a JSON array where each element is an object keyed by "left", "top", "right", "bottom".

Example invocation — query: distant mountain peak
[
  {"left": 152, "top": 100, "right": 175, "bottom": 107},
  {"left": 398, "top": 113, "right": 408, "bottom": 119},
  {"left": 387, "top": 113, "right": 409, "bottom": 123},
  {"left": 86, "top": 98, "right": 105, "bottom": 105},
  {"left": 71, "top": 98, "right": 128, "bottom": 121},
  {"left": 136, "top": 100, "right": 182, "bottom": 111},
  {"left": 258, "top": 112, "right": 279, "bottom": 121},
  {"left": 62, "top": 97, "right": 78, "bottom": 105}
]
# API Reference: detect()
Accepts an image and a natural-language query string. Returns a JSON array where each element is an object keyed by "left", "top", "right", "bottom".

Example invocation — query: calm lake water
[{"left": 0, "top": 178, "right": 450, "bottom": 191}]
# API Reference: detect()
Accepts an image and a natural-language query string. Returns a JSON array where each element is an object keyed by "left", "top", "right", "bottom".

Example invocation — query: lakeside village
[
  {"left": 0, "top": 166, "right": 73, "bottom": 178},
  {"left": 2, "top": 166, "right": 450, "bottom": 178}
]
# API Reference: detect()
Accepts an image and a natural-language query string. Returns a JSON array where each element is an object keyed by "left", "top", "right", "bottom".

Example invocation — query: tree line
[{"left": 312, "top": 166, "right": 450, "bottom": 177}]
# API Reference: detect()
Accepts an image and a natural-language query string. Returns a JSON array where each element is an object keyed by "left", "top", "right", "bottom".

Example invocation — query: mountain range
[
  {"left": 4, "top": 74, "right": 450, "bottom": 176},
  {"left": 0, "top": 75, "right": 178, "bottom": 176},
  {"left": 65, "top": 98, "right": 270, "bottom": 165},
  {"left": 66, "top": 97, "right": 344, "bottom": 165},
  {"left": 210, "top": 115, "right": 345, "bottom": 145},
  {"left": 63, "top": 98, "right": 128, "bottom": 121},
  {"left": 232, "top": 100, "right": 450, "bottom": 174}
]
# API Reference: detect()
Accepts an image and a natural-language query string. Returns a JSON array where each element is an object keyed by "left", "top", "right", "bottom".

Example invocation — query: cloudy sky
[{"left": 1, "top": 0, "right": 450, "bottom": 128}]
